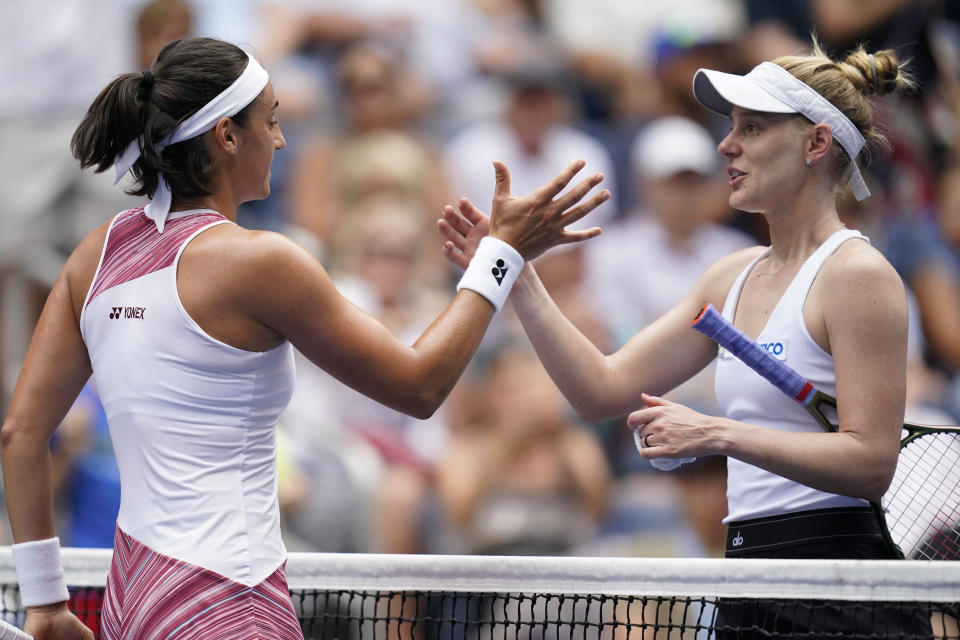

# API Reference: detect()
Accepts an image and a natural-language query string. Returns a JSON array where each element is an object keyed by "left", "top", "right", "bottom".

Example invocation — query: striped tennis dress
[{"left": 79, "top": 207, "right": 302, "bottom": 639}]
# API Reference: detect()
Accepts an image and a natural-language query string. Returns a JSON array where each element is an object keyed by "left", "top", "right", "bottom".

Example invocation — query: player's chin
[
  {"left": 729, "top": 192, "right": 760, "bottom": 215},
  {"left": 257, "top": 177, "right": 272, "bottom": 200}
]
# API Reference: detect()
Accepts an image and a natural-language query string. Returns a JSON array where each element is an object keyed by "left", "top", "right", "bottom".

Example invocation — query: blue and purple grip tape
[{"left": 691, "top": 303, "right": 816, "bottom": 407}]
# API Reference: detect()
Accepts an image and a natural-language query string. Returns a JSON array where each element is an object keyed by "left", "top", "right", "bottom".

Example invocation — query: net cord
[{"left": 0, "top": 548, "right": 956, "bottom": 602}]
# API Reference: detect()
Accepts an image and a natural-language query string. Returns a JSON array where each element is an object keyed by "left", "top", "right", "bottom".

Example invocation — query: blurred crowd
[{"left": 3, "top": 0, "right": 960, "bottom": 561}]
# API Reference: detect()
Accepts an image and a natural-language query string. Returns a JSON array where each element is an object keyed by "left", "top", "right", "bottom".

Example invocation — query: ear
[
  {"left": 211, "top": 116, "right": 239, "bottom": 154},
  {"left": 805, "top": 123, "right": 833, "bottom": 166}
]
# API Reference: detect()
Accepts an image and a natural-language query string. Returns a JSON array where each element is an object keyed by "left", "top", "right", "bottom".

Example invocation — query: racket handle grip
[
  {"left": 692, "top": 304, "right": 811, "bottom": 402},
  {"left": 633, "top": 427, "right": 696, "bottom": 471}
]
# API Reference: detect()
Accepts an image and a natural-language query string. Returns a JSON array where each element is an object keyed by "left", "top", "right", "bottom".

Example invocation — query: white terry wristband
[
  {"left": 12, "top": 537, "right": 69, "bottom": 607},
  {"left": 456, "top": 236, "right": 523, "bottom": 312}
]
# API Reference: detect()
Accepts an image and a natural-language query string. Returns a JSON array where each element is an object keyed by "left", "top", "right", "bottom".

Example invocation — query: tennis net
[{"left": 0, "top": 548, "right": 957, "bottom": 638}]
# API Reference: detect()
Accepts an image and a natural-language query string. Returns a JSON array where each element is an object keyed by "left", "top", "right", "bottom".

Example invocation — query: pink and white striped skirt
[{"left": 100, "top": 526, "right": 303, "bottom": 639}]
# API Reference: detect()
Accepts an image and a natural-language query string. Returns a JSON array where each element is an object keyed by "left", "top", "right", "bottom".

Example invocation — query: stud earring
[{"left": 805, "top": 158, "right": 813, "bottom": 167}]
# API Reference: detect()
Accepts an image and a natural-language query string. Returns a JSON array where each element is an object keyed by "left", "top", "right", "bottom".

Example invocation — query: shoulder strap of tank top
[
  {"left": 79, "top": 208, "right": 143, "bottom": 331},
  {"left": 779, "top": 228, "right": 868, "bottom": 308},
  {"left": 720, "top": 248, "right": 770, "bottom": 321}
]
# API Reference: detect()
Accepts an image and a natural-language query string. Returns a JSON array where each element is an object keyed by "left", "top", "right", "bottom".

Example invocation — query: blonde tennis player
[
  {"left": 0, "top": 37, "right": 609, "bottom": 640},
  {"left": 439, "top": 40, "right": 933, "bottom": 638}
]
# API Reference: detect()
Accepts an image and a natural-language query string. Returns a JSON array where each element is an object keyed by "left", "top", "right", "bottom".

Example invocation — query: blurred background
[{"left": 3, "top": 0, "right": 960, "bottom": 561}]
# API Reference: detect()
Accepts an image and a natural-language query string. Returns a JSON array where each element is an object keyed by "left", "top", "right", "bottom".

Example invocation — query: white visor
[{"left": 693, "top": 62, "right": 870, "bottom": 201}]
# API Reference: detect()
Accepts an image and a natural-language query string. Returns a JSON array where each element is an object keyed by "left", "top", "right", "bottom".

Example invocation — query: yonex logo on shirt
[
  {"left": 732, "top": 531, "right": 744, "bottom": 547},
  {"left": 491, "top": 259, "right": 507, "bottom": 285},
  {"left": 109, "top": 306, "right": 146, "bottom": 320}
]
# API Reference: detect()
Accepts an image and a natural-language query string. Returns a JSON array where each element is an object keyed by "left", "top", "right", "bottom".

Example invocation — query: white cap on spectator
[{"left": 631, "top": 116, "right": 719, "bottom": 180}]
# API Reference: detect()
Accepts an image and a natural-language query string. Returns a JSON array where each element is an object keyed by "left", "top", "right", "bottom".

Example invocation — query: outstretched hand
[
  {"left": 438, "top": 160, "right": 609, "bottom": 265},
  {"left": 438, "top": 198, "right": 490, "bottom": 270}
]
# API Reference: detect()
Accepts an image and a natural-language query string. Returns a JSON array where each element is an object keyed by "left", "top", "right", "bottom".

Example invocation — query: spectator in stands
[
  {"left": 287, "top": 41, "right": 452, "bottom": 266},
  {"left": 436, "top": 341, "right": 611, "bottom": 556},
  {"left": 136, "top": 0, "right": 193, "bottom": 70},
  {"left": 0, "top": 2, "right": 136, "bottom": 413},
  {"left": 444, "top": 56, "right": 616, "bottom": 347},
  {"left": 281, "top": 199, "right": 451, "bottom": 554}
]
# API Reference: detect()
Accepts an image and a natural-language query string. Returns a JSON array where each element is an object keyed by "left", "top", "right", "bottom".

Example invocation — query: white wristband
[
  {"left": 456, "top": 236, "right": 523, "bottom": 312},
  {"left": 12, "top": 537, "right": 69, "bottom": 607}
]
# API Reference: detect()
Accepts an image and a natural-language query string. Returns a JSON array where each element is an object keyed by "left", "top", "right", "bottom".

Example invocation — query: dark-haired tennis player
[{"left": 0, "top": 36, "right": 609, "bottom": 640}]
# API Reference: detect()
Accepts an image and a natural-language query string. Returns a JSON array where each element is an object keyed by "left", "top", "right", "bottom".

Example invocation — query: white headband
[
  {"left": 114, "top": 52, "right": 270, "bottom": 231},
  {"left": 693, "top": 61, "right": 870, "bottom": 201}
]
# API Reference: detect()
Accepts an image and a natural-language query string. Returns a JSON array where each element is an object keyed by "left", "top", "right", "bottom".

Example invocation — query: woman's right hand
[
  {"left": 25, "top": 604, "right": 94, "bottom": 640},
  {"left": 450, "top": 160, "right": 609, "bottom": 262},
  {"left": 438, "top": 198, "right": 490, "bottom": 270}
]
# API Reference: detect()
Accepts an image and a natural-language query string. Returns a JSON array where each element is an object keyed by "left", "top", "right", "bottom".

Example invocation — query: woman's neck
[
  {"left": 170, "top": 194, "right": 237, "bottom": 222},
  {"left": 762, "top": 192, "right": 847, "bottom": 267}
]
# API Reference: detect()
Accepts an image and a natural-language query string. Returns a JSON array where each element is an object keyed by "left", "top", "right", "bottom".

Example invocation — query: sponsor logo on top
[
  {"left": 759, "top": 339, "right": 788, "bottom": 360},
  {"left": 719, "top": 339, "right": 788, "bottom": 361},
  {"left": 491, "top": 259, "right": 507, "bottom": 285},
  {"left": 109, "top": 306, "right": 146, "bottom": 320}
]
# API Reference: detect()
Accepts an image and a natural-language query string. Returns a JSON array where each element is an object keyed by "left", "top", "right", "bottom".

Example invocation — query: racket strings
[{"left": 882, "top": 433, "right": 960, "bottom": 560}]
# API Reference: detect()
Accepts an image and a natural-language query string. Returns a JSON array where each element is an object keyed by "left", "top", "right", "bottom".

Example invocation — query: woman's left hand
[{"left": 627, "top": 393, "right": 719, "bottom": 460}]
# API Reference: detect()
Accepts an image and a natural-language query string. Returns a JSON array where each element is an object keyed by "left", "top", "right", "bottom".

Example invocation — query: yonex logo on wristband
[
  {"left": 732, "top": 531, "right": 744, "bottom": 547},
  {"left": 492, "top": 259, "right": 508, "bottom": 285}
]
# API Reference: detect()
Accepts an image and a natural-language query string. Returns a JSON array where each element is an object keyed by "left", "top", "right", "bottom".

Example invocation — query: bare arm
[
  {"left": 0, "top": 228, "right": 103, "bottom": 639},
  {"left": 0, "top": 274, "right": 91, "bottom": 543},
  {"left": 631, "top": 244, "right": 907, "bottom": 501},
  {"left": 245, "top": 161, "right": 609, "bottom": 418},
  {"left": 441, "top": 201, "right": 907, "bottom": 500},
  {"left": 509, "top": 261, "right": 729, "bottom": 421},
  {"left": 438, "top": 199, "right": 756, "bottom": 421}
]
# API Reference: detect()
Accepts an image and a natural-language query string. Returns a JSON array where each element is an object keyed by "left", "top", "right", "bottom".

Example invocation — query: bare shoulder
[
  {"left": 815, "top": 237, "right": 907, "bottom": 341},
  {"left": 63, "top": 219, "right": 113, "bottom": 318},
  {"left": 821, "top": 237, "right": 905, "bottom": 302},
  {"left": 184, "top": 224, "right": 335, "bottom": 321},
  {"left": 188, "top": 223, "right": 316, "bottom": 275}
]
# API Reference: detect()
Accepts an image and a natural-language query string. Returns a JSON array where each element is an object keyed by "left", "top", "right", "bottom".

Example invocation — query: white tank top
[
  {"left": 80, "top": 207, "right": 296, "bottom": 585},
  {"left": 716, "top": 228, "right": 870, "bottom": 523}
]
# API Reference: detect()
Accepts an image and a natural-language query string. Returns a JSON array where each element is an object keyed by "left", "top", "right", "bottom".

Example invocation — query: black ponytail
[
  {"left": 70, "top": 37, "right": 260, "bottom": 200},
  {"left": 71, "top": 72, "right": 150, "bottom": 176}
]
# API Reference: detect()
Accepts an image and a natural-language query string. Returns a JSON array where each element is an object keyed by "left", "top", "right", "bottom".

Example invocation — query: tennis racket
[
  {"left": 692, "top": 302, "right": 960, "bottom": 560},
  {"left": 0, "top": 619, "right": 31, "bottom": 640}
]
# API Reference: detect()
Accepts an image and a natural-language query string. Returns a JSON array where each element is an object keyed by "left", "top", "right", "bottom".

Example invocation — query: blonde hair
[{"left": 773, "top": 39, "right": 913, "bottom": 187}]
